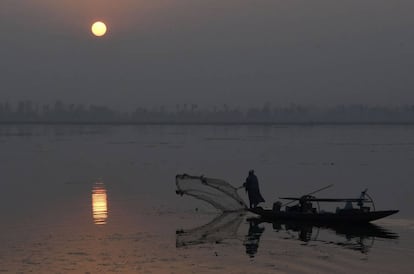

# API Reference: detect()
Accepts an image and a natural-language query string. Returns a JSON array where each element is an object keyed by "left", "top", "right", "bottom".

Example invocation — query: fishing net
[
  {"left": 176, "top": 212, "right": 245, "bottom": 247},
  {"left": 175, "top": 174, "right": 247, "bottom": 212}
]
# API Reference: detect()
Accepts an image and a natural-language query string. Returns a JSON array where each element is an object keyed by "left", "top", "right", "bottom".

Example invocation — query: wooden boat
[
  {"left": 174, "top": 174, "right": 398, "bottom": 224},
  {"left": 250, "top": 207, "right": 398, "bottom": 223},
  {"left": 249, "top": 190, "right": 399, "bottom": 224}
]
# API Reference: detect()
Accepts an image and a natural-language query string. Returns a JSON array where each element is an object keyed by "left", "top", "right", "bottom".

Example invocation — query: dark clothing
[{"left": 244, "top": 174, "right": 265, "bottom": 208}]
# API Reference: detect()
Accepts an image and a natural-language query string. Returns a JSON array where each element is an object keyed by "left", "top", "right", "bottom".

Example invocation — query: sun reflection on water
[{"left": 92, "top": 182, "right": 108, "bottom": 225}]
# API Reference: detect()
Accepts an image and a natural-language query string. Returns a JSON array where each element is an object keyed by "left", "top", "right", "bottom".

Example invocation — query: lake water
[{"left": 0, "top": 125, "right": 413, "bottom": 273}]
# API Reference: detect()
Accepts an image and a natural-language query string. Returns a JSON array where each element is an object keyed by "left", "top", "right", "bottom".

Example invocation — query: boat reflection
[
  {"left": 252, "top": 217, "right": 399, "bottom": 254},
  {"left": 92, "top": 182, "right": 108, "bottom": 225},
  {"left": 176, "top": 213, "right": 399, "bottom": 257}
]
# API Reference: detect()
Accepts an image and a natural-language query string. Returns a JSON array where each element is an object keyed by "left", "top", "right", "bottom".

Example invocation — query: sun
[{"left": 91, "top": 21, "right": 107, "bottom": 37}]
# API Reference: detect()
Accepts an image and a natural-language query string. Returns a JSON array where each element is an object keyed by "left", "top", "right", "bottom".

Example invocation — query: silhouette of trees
[{"left": 0, "top": 100, "right": 413, "bottom": 124}]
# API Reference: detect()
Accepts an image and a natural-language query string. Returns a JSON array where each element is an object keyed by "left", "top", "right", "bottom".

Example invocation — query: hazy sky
[{"left": 1, "top": 0, "right": 413, "bottom": 108}]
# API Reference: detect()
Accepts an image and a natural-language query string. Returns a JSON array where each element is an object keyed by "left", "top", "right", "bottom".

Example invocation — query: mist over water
[
  {"left": 2, "top": 1, "right": 414, "bottom": 107},
  {"left": 0, "top": 124, "right": 413, "bottom": 273}
]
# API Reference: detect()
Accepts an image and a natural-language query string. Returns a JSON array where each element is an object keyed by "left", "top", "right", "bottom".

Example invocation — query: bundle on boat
[{"left": 175, "top": 174, "right": 247, "bottom": 212}]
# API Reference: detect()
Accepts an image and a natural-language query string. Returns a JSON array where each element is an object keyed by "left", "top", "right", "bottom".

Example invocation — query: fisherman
[{"left": 243, "top": 170, "right": 265, "bottom": 208}]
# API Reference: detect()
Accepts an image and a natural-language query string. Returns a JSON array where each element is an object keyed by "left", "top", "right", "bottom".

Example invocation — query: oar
[
  {"left": 281, "top": 184, "right": 334, "bottom": 207},
  {"left": 307, "top": 184, "right": 334, "bottom": 196}
]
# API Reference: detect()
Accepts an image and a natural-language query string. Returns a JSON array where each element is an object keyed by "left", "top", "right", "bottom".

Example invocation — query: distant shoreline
[
  {"left": 1, "top": 121, "right": 414, "bottom": 126},
  {"left": 2, "top": 102, "right": 413, "bottom": 126}
]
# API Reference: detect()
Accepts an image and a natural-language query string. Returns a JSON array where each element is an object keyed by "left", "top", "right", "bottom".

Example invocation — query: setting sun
[
  {"left": 92, "top": 182, "right": 108, "bottom": 225},
  {"left": 91, "top": 21, "right": 107, "bottom": 37}
]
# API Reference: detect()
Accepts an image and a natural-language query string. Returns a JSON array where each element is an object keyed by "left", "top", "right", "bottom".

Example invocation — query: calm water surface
[{"left": 0, "top": 125, "right": 413, "bottom": 273}]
